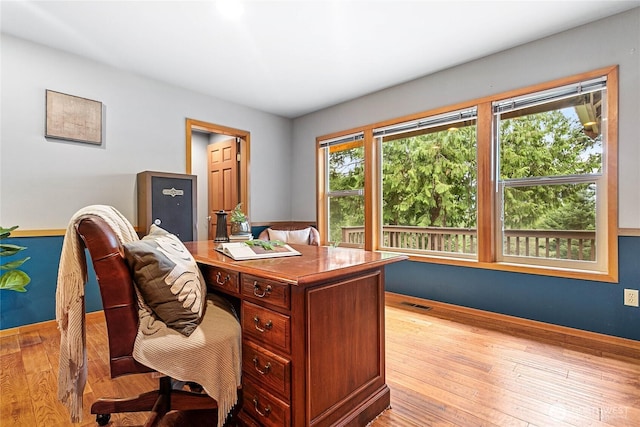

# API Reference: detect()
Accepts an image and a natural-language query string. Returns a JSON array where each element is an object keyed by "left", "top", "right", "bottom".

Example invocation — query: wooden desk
[{"left": 184, "top": 241, "right": 406, "bottom": 427}]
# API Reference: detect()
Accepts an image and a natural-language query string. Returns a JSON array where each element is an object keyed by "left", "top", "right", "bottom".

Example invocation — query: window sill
[{"left": 381, "top": 250, "right": 618, "bottom": 283}]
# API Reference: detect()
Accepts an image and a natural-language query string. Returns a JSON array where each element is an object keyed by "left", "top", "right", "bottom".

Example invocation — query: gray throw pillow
[{"left": 123, "top": 225, "right": 206, "bottom": 336}]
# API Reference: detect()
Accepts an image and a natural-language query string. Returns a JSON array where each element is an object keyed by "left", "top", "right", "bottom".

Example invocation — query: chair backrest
[
  {"left": 257, "top": 224, "right": 320, "bottom": 246},
  {"left": 75, "top": 215, "right": 152, "bottom": 378}
]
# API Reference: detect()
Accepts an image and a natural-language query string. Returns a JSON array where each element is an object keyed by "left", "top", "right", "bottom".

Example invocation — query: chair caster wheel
[
  {"left": 187, "top": 381, "right": 204, "bottom": 393},
  {"left": 96, "top": 413, "right": 111, "bottom": 426}
]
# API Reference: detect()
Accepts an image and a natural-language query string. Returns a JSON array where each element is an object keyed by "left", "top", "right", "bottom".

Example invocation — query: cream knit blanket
[
  {"left": 134, "top": 294, "right": 242, "bottom": 427},
  {"left": 56, "top": 205, "right": 139, "bottom": 422},
  {"left": 57, "top": 205, "right": 241, "bottom": 426}
]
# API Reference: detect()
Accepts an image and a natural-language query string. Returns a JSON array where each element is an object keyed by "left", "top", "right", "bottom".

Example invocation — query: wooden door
[{"left": 208, "top": 138, "right": 239, "bottom": 239}]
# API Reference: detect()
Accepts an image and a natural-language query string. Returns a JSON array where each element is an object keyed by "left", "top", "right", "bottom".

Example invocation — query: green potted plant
[
  {"left": 230, "top": 203, "right": 251, "bottom": 236},
  {"left": 0, "top": 226, "right": 31, "bottom": 292}
]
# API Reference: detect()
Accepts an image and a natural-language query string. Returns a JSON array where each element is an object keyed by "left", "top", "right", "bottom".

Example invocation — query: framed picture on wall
[{"left": 45, "top": 90, "right": 102, "bottom": 144}]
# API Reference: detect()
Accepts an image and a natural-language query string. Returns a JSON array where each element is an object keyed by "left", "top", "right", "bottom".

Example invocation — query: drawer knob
[
  {"left": 253, "top": 397, "right": 271, "bottom": 418},
  {"left": 252, "top": 356, "right": 272, "bottom": 375},
  {"left": 216, "top": 272, "right": 230, "bottom": 286},
  {"left": 253, "top": 281, "right": 272, "bottom": 298},
  {"left": 253, "top": 316, "right": 273, "bottom": 333}
]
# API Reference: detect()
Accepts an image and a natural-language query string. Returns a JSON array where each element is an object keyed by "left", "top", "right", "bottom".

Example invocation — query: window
[
  {"left": 317, "top": 67, "right": 618, "bottom": 281},
  {"left": 319, "top": 133, "right": 365, "bottom": 247},
  {"left": 494, "top": 78, "right": 607, "bottom": 270},
  {"left": 375, "top": 108, "right": 478, "bottom": 256}
]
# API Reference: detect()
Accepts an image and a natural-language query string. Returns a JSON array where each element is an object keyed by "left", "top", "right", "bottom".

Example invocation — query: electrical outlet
[{"left": 624, "top": 289, "right": 639, "bottom": 307}]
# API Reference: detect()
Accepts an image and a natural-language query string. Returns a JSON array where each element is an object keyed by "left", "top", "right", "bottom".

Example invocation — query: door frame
[{"left": 185, "top": 118, "right": 250, "bottom": 229}]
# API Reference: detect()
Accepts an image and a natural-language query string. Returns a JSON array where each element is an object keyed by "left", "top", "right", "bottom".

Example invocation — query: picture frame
[{"left": 45, "top": 90, "right": 102, "bottom": 144}]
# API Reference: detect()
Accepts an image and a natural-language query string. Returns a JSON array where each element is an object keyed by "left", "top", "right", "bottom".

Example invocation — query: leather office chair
[
  {"left": 75, "top": 215, "right": 218, "bottom": 426},
  {"left": 257, "top": 223, "right": 320, "bottom": 246}
]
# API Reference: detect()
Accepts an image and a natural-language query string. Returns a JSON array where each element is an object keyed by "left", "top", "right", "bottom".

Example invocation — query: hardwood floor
[
  {"left": 1, "top": 292, "right": 638, "bottom": 426},
  {"left": 378, "top": 293, "right": 640, "bottom": 427}
]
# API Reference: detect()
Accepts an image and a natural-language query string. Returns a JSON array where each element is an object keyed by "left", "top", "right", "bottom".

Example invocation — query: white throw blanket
[
  {"left": 56, "top": 205, "right": 139, "bottom": 422},
  {"left": 134, "top": 294, "right": 242, "bottom": 427},
  {"left": 56, "top": 205, "right": 242, "bottom": 426}
]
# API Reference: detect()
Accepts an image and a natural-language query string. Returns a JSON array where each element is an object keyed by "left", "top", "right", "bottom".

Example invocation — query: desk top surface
[{"left": 184, "top": 241, "right": 407, "bottom": 285}]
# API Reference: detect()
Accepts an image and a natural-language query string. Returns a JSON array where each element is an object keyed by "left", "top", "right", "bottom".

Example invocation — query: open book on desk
[{"left": 215, "top": 241, "right": 301, "bottom": 261}]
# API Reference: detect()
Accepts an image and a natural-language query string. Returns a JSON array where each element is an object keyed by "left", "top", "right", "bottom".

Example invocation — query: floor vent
[{"left": 400, "top": 301, "right": 432, "bottom": 311}]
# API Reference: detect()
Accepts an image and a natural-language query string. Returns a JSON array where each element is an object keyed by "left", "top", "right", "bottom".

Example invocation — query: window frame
[
  {"left": 493, "top": 78, "right": 609, "bottom": 272},
  {"left": 375, "top": 107, "right": 479, "bottom": 257},
  {"left": 316, "top": 66, "right": 618, "bottom": 282},
  {"left": 320, "top": 133, "right": 366, "bottom": 247}
]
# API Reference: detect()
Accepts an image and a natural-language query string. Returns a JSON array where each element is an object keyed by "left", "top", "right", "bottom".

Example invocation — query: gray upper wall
[
  {"left": 291, "top": 8, "right": 640, "bottom": 229},
  {"left": 0, "top": 34, "right": 293, "bottom": 229},
  {"left": 2, "top": 9, "right": 639, "bottom": 230}
]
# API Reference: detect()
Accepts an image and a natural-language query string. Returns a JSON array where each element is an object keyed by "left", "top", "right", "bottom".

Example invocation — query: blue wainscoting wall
[
  {"left": 2, "top": 235, "right": 639, "bottom": 341},
  {"left": 0, "top": 236, "right": 102, "bottom": 330},
  {"left": 385, "top": 236, "right": 640, "bottom": 341}
]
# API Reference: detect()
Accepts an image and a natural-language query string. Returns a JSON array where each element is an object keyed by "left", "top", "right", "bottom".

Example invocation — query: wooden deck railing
[{"left": 341, "top": 226, "right": 595, "bottom": 261}]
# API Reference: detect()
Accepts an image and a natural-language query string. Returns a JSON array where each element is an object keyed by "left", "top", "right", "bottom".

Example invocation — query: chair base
[{"left": 91, "top": 376, "right": 217, "bottom": 427}]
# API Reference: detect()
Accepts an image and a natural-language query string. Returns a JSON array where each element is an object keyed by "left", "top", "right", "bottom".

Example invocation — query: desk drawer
[
  {"left": 201, "top": 265, "right": 239, "bottom": 294},
  {"left": 242, "top": 302, "right": 290, "bottom": 353},
  {"left": 243, "top": 341, "right": 291, "bottom": 400},
  {"left": 242, "top": 275, "right": 290, "bottom": 310},
  {"left": 242, "top": 379, "right": 290, "bottom": 427}
]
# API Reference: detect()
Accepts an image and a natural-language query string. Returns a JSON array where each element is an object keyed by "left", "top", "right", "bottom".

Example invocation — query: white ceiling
[{"left": 2, "top": 1, "right": 639, "bottom": 118}]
